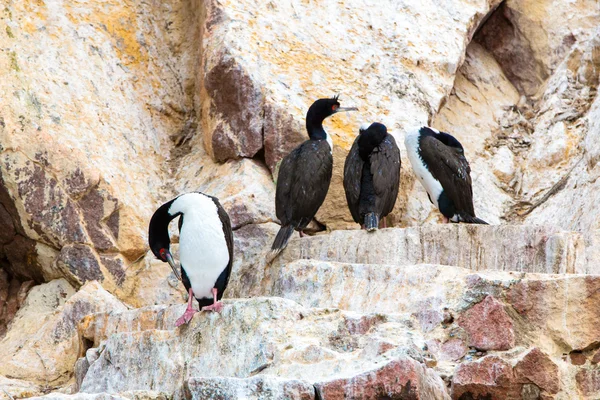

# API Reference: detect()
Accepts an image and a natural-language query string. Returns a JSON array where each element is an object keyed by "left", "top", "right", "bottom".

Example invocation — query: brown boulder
[
  {"left": 315, "top": 357, "right": 450, "bottom": 400},
  {"left": 457, "top": 296, "right": 515, "bottom": 351}
]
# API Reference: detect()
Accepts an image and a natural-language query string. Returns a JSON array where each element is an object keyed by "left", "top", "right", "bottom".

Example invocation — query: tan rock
[
  {"left": 475, "top": 0, "right": 599, "bottom": 96},
  {"left": 0, "top": 375, "right": 42, "bottom": 400},
  {"left": 77, "top": 298, "right": 437, "bottom": 394},
  {"left": 508, "top": 276, "right": 600, "bottom": 351},
  {"left": 31, "top": 392, "right": 170, "bottom": 400},
  {"left": 0, "top": 0, "right": 199, "bottom": 290},
  {"left": 270, "top": 225, "right": 588, "bottom": 275},
  {"left": 180, "top": 376, "right": 314, "bottom": 400},
  {"left": 0, "top": 280, "right": 126, "bottom": 386},
  {"left": 198, "top": 0, "right": 507, "bottom": 228},
  {"left": 173, "top": 151, "right": 276, "bottom": 230}
]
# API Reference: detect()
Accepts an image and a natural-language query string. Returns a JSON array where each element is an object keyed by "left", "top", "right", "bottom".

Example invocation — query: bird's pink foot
[
  {"left": 201, "top": 301, "right": 223, "bottom": 313},
  {"left": 175, "top": 308, "right": 197, "bottom": 327},
  {"left": 442, "top": 216, "right": 449, "bottom": 224},
  {"left": 299, "top": 230, "right": 305, "bottom": 238},
  {"left": 176, "top": 287, "right": 197, "bottom": 327}
]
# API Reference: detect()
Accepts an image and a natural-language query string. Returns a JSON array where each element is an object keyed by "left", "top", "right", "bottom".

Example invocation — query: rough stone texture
[
  {"left": 314, "top": 357, "right": 451, "bottom": 400},
  {"left": 457, "top": 295, "right": 515, "bottom": 351},
  {"left": 508, "top": 276, "right": 600, "bottom": 351},
  {"left": 0, "top": 270, "right": 35, "bottom": 338},
  {"left": 576, "top": 368, "right": 600, "bottom": 398},
  {"left": 452, "top": 355, "right": 520, "bottom": 399},
  {"left": 179, "top": 376, "right": 315, "bottom": 400},
  {"left": 0, "top": 0, "right": 202, "bottom": 294},
  {"left": 592, "top": 350, "right": 600, "bottom": 365},
  {"left": 172, "top": 152, "right": 276, "bottom": 230},
  {"left": 270, "top": 225, "right": 590, "bottom": 275},
  {"left": 451, "top": 349, "right": 561, "bottom": 400},
  {"left": 0, "top": 376, "right": 42, "bottom": 400},
  {"left": 431, "top": 42, "right": 518, "bottom": 225},
  {"left": 475, "top": 0, "right": 599, "bottom": 96},
  {"left": 513, "top": 348, "right": 559, "bottom": 395},
  {"left": 2, "top": 0, "right": 600, "bottom": 399},
  {"left": 0, "top": 280, "right": 126, "bottom": 386},
  {"left": 197, "top": 0, "right": 505, "bottom": 230},
  {"left": 77, "top": 298, "right": 439, "bottom": 395},
  {"left": 30, "top": 392, "right": 170, "bottom": 400}
]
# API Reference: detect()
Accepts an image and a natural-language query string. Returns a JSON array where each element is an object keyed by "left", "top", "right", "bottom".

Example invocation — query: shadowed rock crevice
[
  {"left": 0, "top": 266, "right": 34, "bottom": 339},
  {"left": 474, "top": 2, "right": 548, "bottom": 97}
]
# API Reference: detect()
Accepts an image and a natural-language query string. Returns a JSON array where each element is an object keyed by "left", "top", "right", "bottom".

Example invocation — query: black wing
[
  {"left": 343, "top": 138, "right": 363, "bottom": 224},
  {"left": 419, "top": 135, "right": 475, "bottom": 216},
  {"left": 370, "top": 134, "right": 401, "bottom": 217},
  {"left": 275, "top": 140, "right": 333, "bottom": 228},
  {"left": 209, "top": 195, "right": 234, "bottom": 290}
]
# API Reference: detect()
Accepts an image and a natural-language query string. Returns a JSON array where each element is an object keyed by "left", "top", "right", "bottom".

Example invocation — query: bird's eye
[{"left": 332, "top": 104, "right": 339, "bottom": 111}]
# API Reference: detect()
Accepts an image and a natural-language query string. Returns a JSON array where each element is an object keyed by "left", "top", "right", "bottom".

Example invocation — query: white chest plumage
[
  {"left": 169, "top": 193, "right": 230, "bottom": 299},
  {"left": 325, "top": 132, "right": 333, "bottom": 154},
  {"left": 404, "top": 128, "right": 444, "bottom": 208}
]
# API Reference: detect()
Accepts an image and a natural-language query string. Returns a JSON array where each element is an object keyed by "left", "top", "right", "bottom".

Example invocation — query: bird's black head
[
  {"left": 360, "top": 122, "right": 387, "bottom": 136},
  {"left": 148, "top": 199, "right": 178, "bottom": 261},
  {"left": 358, "top": 122, "right": 388, "bottom": 160},
  {"left": 422, "top": 127, "right": 464, "bottom": 152},
  {"left": 306, "top": 95, "right": 358, "bottom": 140}
]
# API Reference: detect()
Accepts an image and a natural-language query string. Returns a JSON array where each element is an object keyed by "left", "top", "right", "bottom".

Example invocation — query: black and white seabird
[
  {"left": 268, "top": 96, "right": 357, "bottom": 260},
  {"left": 404, "top": 126, "right": 487, "bottom": 224},
  {"left": 149, "top": 192, "right": 233, "bottom": 326},
  {"left": 343, "top": 122, "right": 401, "bottom": 231}
]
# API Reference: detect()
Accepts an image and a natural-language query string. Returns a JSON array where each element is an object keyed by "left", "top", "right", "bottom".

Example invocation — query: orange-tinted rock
[
  {"left": 457, "top": 295, "right": 515, "bottom": 351},
  {"left": 508, "top": 276, "right": 600, "bottom": 350}
]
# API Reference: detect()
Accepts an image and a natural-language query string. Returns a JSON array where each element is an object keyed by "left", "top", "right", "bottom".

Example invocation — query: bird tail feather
[
  {"left": 267, "top": 225, "right": 295, "bottom": 263},
  {"left": 364, "top": 212, "right": 379, "bottom": 232},
  {"left": 460, "top": 214, "right": 489, "bottom": 225}
]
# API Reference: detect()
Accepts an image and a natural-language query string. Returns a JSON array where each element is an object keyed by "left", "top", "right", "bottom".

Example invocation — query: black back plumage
[
  {"left": 269, "top": 96, "right": 357, "bottom": 259},
  {"left": 343, "top": 123, "right": 401, "bottom": 228},
  {"left": 418, "top": 128, "right": 487, "bottom": 224},
  {"left": 275, "top": 140, "right": 333, "bottom": 228}
]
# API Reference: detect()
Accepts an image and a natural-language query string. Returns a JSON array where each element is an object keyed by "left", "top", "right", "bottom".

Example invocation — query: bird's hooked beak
[
  {"left": 335, "top": 106, "right": 358, "bottom": 113},
  {"left": 160, "top": 248, "right": 182, "bottom": 281}
]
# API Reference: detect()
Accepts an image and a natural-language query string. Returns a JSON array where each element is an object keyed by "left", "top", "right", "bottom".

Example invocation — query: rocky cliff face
[{"left": 1, "top": 0, "right": 599, "bottom": 399}]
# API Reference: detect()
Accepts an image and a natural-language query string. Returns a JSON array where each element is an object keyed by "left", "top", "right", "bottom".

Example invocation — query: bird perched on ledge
[
  {"left": 149, "top": 192, "right": 233, "bottom": 327},
  {"left": 343, "top": 122, "right": 401, "bottom": 231},
  {"left": 404, "top": 126, "right": 487, "bottom": 224},
  {"left": 268, "top": 95, "right": 357, "bottom": 261}
]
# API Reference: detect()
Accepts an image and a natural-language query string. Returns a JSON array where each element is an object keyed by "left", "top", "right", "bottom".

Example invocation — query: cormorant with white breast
[
  {"left": 268, "top": 95, "right": 357, "bottom": 260},
  {"left": 149, "top": 192, "right": 233, "bottom": 327},
  {"left": 404, "top": 126, "right": 487, "bottom": 224},
  {"left": 343, "top": 122, "right": 401, "bottom": 231}
]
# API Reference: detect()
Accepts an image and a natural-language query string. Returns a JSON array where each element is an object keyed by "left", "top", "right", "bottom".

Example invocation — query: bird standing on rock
[
  {"left": 404, "top": 126, "right": 487, "bottom": 224},
  {"left": 268, "top": 95, "right": 357, "bottom": 261},
  {"left": 343, "top": 122, "right": 401, "bottom": 231},
  {"left": 149, "top": 192, "right": 233, "bottom": 327}
]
